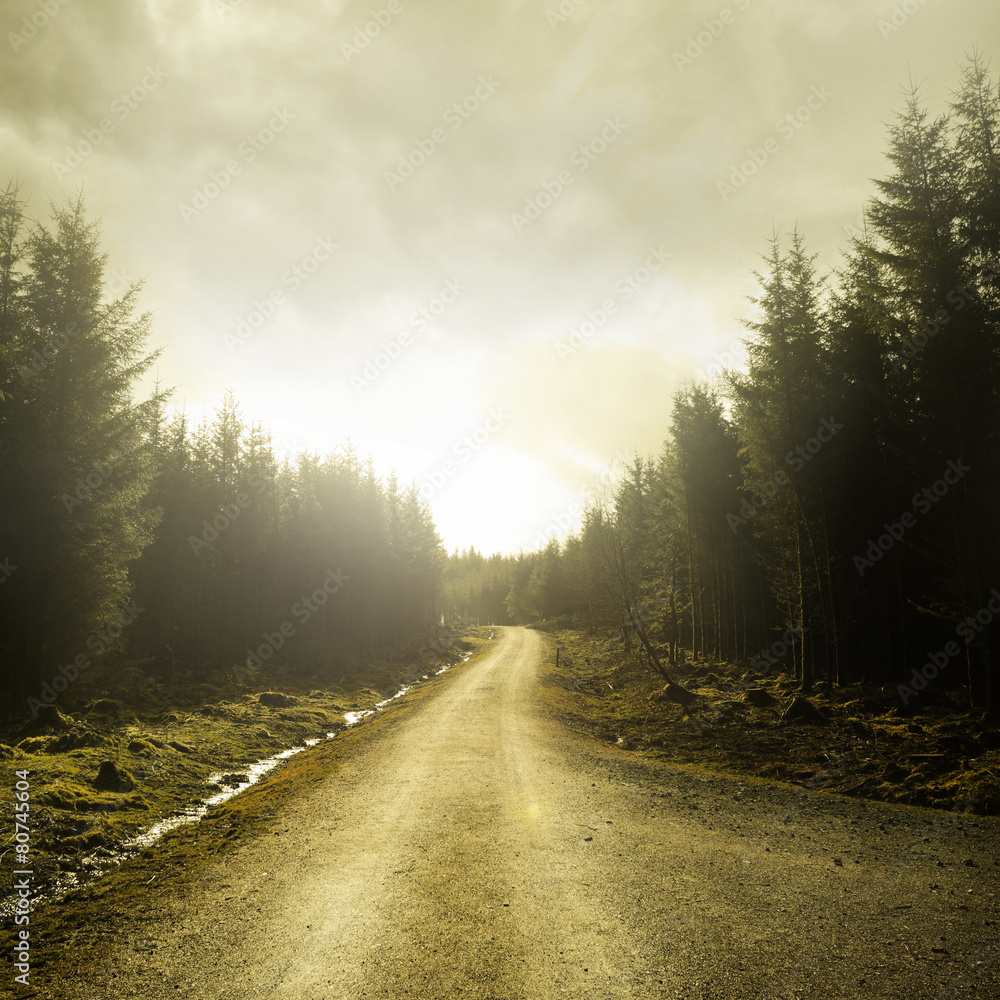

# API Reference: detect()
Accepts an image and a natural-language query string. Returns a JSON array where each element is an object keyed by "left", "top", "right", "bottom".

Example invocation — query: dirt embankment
[{"left": 538, "top": 627, "right": 1000, "bottom": 815}]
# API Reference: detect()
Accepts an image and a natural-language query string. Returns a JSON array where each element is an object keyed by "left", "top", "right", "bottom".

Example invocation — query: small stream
[{"left": 6, "top": 656, "right": 470, "bottom": 916}]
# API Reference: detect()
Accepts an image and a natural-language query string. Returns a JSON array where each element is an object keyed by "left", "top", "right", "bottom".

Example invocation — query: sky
[{"left": 2, "top": 0, "right": 997, "bottom": 555}]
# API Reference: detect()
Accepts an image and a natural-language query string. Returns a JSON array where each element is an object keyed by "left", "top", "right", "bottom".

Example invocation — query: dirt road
[{"left": 42, "top": 627, "right": 1000, "bottom": 998}]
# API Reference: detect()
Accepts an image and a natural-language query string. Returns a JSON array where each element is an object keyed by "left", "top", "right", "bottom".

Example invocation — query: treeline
[
  {"left": 458, "top": 57, "right": 1000, "bottom": 713},
  {"left": 0, "top": 192, "right": 443, "bottom": 714}
]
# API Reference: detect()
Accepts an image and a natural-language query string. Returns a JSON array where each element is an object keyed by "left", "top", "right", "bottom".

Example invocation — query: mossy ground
[
  {"left": 0, "top": 627, "right": 494, "bottom": 917},
  {"left": 1, "top": 627, "right": 497, "bottom": 997},
  {"left": 535, "top": 626, "right": 1000, "bottom": 816}
]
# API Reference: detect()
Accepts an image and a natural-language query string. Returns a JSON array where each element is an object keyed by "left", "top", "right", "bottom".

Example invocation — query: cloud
[{"left": 2, "top": 0, "right": 998, "bottom": 552}]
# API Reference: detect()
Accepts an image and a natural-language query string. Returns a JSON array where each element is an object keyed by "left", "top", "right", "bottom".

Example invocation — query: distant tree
[
  {"left": 667, "top": 384, "right": 749, "bottom": 661},
  {"left": 583, "top": 465, "right": 696, "bottom": 703}
]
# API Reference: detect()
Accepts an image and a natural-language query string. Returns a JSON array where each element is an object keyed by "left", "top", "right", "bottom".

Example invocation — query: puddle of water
[
  {"left": 7, "top": 651, "right": 476, "bottom": 915},
  {"left": 4, "top": 736, "right": 337, "bottom": 916},
  {"left": 124, "top": 738, "right": 337, "bottom": 854},
  {"left": 342, "top": 652, "right": 468, "bottom": 722},
  {"left": 343, "top": 685, "right": 410, "bottom": 726}
]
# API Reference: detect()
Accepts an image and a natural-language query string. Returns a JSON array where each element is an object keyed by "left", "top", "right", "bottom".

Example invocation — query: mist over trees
[
  {"left": 2, "top": 56, "right": 997, "bottom": 721},
  {"left": 488, "top": 57, "right": 1000, "bottom": 714},
  {"left": 0, "top": 190, "right": 443, "bottom": 712}
]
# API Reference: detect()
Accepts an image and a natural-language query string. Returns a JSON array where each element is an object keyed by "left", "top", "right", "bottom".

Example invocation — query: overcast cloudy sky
[{"left": 2, "top": 0, "right": 997, "bottom": 554}]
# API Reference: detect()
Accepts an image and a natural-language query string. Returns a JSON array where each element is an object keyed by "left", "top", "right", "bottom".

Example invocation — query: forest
[
  {"left": 1, "top": 56, "right": 998, "bottom": 722},
  {"left": 0, "top": 192, "right": 443, "bottom": 712},
  {"left": 451, "top": 56, "right": 1000, "bottom": 716}
]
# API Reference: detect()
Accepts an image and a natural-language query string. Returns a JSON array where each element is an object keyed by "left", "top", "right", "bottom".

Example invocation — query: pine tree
[
  {"left": 864, "top": 73, "right": 1000, "bottom": 709},
  {"left": 728, "top": 230, "right": 835, "bottom": 691},
  {"left": 0, "top": 195, "right": 166, "bottom": 704}
]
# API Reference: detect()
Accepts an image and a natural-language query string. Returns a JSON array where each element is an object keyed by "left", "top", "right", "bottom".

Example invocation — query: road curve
[{"left": 62, "top": 628, "right": 1000, "bottom": 997}]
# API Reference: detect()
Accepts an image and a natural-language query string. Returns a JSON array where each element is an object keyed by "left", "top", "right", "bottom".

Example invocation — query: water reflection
[{"left": 8, "top": 654, "right": 472, "bottom": 914}]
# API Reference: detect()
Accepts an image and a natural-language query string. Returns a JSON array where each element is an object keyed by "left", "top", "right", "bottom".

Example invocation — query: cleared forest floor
[{"left": 538, "top": 626, "right": 1000, "bottom": 817}]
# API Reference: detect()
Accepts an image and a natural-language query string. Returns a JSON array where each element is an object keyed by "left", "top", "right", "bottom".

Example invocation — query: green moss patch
[
  {"left": 0, "top": 629, "right": 498, "bottom": 999},
  {"left": 0, "top": 625, "right": 493, "bottom": 917}
]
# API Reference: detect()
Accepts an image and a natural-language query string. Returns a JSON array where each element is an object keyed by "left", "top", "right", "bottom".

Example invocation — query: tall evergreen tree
[
  {"left": 727, "top": 231, "right": 835, "bottom": 690},
  {"left": 0, "top": 196, "right": 166, "bottom": 701}
]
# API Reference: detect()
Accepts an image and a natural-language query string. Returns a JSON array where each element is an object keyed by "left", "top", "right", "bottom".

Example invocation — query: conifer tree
[{"left": 0, "top": 195, "right": 166, "bottom": 699}]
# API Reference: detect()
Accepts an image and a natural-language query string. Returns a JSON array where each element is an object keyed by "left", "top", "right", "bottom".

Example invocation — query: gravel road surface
[{"left": 51, "top": 627, "right": 1000, "bottom": 998}]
